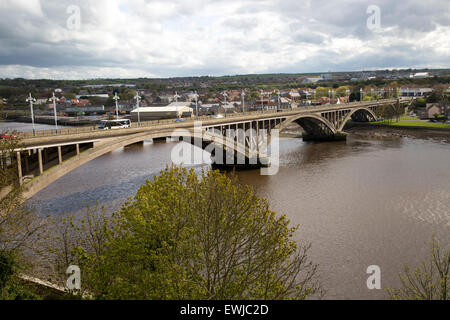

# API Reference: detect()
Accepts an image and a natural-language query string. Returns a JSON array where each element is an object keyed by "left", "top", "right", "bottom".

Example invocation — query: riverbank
[
  {"left": 347, "top": 122, "right": 450, "bottom": 143},
  {"left": 373, "top": 120, "right": 450, "bottom": 129}
]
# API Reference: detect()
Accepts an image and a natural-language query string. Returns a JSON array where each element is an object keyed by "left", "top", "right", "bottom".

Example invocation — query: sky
[{"left": 0, "top": 0, "right": 449, "bottom": 79}]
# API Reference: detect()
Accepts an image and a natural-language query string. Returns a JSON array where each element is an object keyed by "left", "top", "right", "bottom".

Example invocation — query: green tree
[
  {"left": 48, "top": 165, "right": 322, "bottom": 300},
  {"left": 388, "top": 236, "right": 449, "bottom": 300},
  {"left": 315, "top": 87, "right": 330, "bottom": 99},
  {"left": 336, "top": 86, "right": 350, "bottom": 97},
  {"left": 0, "top": 129, "right": 41, "bottom": 299},
  {"left": 415, "top": 97, "right": 426, "bottom": 108}
]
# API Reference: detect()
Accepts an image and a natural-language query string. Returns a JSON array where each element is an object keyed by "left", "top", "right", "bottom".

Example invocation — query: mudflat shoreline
[{"left": 345, "top": 123, "right": 450, "bottom": 143}]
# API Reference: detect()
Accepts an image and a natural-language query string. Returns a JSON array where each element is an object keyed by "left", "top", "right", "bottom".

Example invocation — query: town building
[{"left": 417, "top": 103, "right": 449, "bottom": 119}]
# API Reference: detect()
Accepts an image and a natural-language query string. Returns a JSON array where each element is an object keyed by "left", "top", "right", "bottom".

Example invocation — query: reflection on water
[{"left": 26, "top": 132, "right": 450, "bottom": 299}]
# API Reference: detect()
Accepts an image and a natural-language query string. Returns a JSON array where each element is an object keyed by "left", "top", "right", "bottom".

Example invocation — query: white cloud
[{"left": 0, "top": 0, "right": 448, "bottom": 79}]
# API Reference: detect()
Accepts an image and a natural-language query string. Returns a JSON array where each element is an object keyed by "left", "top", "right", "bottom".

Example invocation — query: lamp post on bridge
[
  {"left": 113, "top": 92, "right": 120, "bottom": 120},
  {"left": 26, "top": 93, "right": 36, "bottom": 136},
  {"left": 50, "top": 92, "right": 58, "bottom": 133},
  {"left": 222, "top": 91, "right": 228, "bottom": 118},
  {"left": 277, "top": 89, "right": 281, "bottom": 111},
  {"left": 173, "top": 91, "right": 180, "bottom": 102},
  {"left": 360, "top": 88, "right": 363, "bottom": 103},
  {"left": 260, "top": 90, "right": 264, "bottom": 113},
  {"left": 193, "top": 91, "right": 199, "bottom": 119},
  {"left": 134, "top": 91, "right": 141, "bottom": 126},
  {"left": 241, "top": 90, "right": 245, "bottom": 114}
]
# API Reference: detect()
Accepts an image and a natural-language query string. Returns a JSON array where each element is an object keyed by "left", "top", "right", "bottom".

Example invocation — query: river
[{"left": 3, "top": 121, "right": 450, "bottom": 299}]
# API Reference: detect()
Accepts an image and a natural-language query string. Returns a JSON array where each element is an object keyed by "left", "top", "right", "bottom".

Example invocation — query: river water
[{"left": 3, "top": 121, "right": 450, "bottom": 299}]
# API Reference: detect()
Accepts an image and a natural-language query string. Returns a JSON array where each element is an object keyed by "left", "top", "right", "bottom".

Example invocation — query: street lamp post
[
  {"left": 241, "top": 90, "right": 245, "bottom": 114},
  {"left": 260, "top": 90, "right": 264, "bottom": 113},
  {"left": 134, "top": 91, "right": 141, "bottom": 126},
  {"left": 277, "top": 90, "right": 281, "bottom": 111},
  {"left": 360, "top": 88, "right": 363, "bottom": 103},
  {"left": 113, "top": 92, "right": 120, "bottom": 119},
  {"left": 222, "top": 91, "right": 228, "bottom": 117},
  {"left": 26, "top": 93, "right": 36, "bottom": 136},
  {"left": 174, "top": 91, "right": 180, "bottom": 102},
  {"left": 50, "top": 92, "right": 58, "bottom": 133},
  {"left": 193, "top": 91, "right": 199, "bottom": 119}
]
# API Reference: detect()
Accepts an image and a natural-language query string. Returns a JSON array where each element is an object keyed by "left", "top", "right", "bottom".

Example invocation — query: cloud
[{"left": 0, "top": 0, "right": 448, "bottom": 79}]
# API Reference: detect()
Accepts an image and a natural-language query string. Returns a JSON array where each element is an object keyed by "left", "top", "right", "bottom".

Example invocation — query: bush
[
  {"left": 48, "top": 165, "right": 322, "bottom": 300},
  {"left": 388, "top": 236, "right": 449, "bottom": 300}
]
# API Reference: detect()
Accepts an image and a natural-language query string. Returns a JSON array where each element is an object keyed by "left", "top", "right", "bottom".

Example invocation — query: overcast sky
[{"left": 0, "top": 0, "right": 448, "bottom": 79}]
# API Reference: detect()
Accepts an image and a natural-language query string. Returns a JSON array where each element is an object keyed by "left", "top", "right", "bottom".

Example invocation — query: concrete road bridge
[{"left": 5, "top": 98, "right": 412, "bottom": 199}]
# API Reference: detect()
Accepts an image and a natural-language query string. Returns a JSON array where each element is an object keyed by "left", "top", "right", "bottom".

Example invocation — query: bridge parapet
[{"left": 7, "top": 98, "right": 413, "bottom": 198}]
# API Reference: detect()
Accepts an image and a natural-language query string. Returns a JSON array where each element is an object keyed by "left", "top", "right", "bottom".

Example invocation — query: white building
[
  {"left": 410, "top": 72, "right": 430, "bottom": 79},
  {"left": 130, "top": 103, "right": 193, "bottom": 120}
]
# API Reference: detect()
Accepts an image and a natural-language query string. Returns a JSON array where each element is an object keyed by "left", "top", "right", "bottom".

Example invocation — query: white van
[{"left": 98, "top": 119, "right": 131, "bottom": 130}]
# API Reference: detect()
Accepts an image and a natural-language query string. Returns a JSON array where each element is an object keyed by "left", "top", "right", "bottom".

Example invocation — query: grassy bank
[{"left": 372, "top": 120, "right": 450, "bottom": 129}]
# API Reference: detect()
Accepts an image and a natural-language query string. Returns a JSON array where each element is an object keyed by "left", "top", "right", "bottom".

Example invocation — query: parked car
[
  {"left": 0, "top": 134, "right": 17, "bottom": 139},
  {"left": 174, "top": 118, "right": 185, "bottom": 123},
  {"left": 213, "top": 114, "right": 224, "bottom": 119}
]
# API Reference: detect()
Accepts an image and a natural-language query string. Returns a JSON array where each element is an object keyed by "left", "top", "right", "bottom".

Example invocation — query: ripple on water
[{"left": 397, "top": 189, "right": 450, "bottom": 227}]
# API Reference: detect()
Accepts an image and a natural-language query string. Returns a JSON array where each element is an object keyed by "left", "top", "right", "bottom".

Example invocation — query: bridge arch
[
  {"left": 275, "top": 113, "right": 337, "bottom": 138},
  {"left": 22, "top": 129, "right": 259, "bottom": 199},
  {"left": 337, "top": 107, "right": 378, "bottom": 131}
]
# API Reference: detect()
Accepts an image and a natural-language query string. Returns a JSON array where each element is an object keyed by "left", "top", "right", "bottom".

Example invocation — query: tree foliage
[
  {"left": 45, "top": 165, "right": 322, "bottom": 300},
  {"left": 0, "top": 131, "right": 42, "bottom": 299},
  {"left": 388, "top": 236, "right": 449, "bottom": 300}
]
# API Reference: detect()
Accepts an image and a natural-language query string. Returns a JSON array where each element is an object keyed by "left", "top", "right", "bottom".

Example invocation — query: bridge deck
[{"left": 17, "top": 99, "right": 408, "bottom": 148}]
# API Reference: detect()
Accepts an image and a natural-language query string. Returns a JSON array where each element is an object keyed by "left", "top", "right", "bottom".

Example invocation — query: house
[
  {"left": 35, "top": 98, "right": 48, "bottom": 105},
  {"left": 76, "top": 99, "right": 91, "bottom": 107},
  {"left": 65, "top": 105, "right": 105, "bottom": 116},
  {"left": 287, "top": 91, "right": 301, "bottom": 101},
  {"left": 199, "top": 103, "right": 219, "bottom": 115},
  {"left": 417, "top": 103, "right": 447, "bottom": 119},
  {"left": 317, "top": 97, "right": 330, "bottom": 104},
  {"left": 222, "top": 103, "right": 237, "bottom": 113},
  {"left": 271, "top": 97, "right": 291, "bottom": 109},
  {"left": 401, "top": 88, "right": 433, "bottom": 97}
]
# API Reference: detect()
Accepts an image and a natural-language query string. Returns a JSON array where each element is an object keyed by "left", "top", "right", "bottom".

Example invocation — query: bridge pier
[
  {"left": 58, "top": 146, "right": 62, "bottom": 164},
  {"left": 16, "top": 152, "right": 23, "bottom": 185},
  {"left": 302, "top": 131, "right": 347, "bottom": 142},
  {"left": 37, "top": 149, "right": 43, "bottom": 175},
  {"left": 153, "top": 137, "right": 167, "bottom": 142},
  {"left": 211, "top": 152, "right": 269, "bottom": 170}
]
